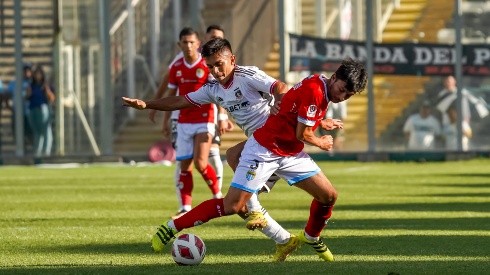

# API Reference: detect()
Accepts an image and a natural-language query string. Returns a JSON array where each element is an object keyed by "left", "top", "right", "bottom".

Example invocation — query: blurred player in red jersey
[
  {"left": 149, "top": 25, "right": 231, "bottom": 218},
  {"left": 163, "top": 27, "right": 222, "bottom": 216},
  {"left": 134, "top": 58, "right": 367, "bottom": 261}
]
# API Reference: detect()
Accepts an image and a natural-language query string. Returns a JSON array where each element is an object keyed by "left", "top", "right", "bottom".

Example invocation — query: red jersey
[
  {"left": 253, "top": 75, "right": 330, "bottom": 156},
  {"left": 168, "top": 55, "right": 214, "bottom": 123}
]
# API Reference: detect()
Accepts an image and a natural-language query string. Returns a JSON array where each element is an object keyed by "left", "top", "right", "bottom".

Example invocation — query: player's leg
[
  {"left": 193, "top": 127, "right": 221, "bottom": 198},
  {"left": 152, "top": 137, "right": 274, "bottom": 253},
  {"left": 208, "top": 141, "right": 223, "bottom": 190},
  {"left": 227, "top": 140, "right": 296, "bottom": 259},
  {"left": 275, "top": 152, "right": 336, "bottom": 261},
  {"left": 152, "top": 186, "right": 253, "bottom": 252},
  {"left": 170, "top": 119, "right": 187, "bottom": 216},
  {"left": 173, "top": 124, "right": 196, "bottom": 218},
  {"left": 294, "top": 172, "right": 336, "bottom": 261},
  {"left": 225, "top": 140, "right": 246, "bottom": 171}
]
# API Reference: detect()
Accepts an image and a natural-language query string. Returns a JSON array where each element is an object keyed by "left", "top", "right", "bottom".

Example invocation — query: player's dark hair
[
  {"left": 201, "top": 38, "right": 233, "bottom": 58},
  {"left": 206, "top": 24, "right": 224, "bottom": 35},
  {"left": 179, "top": 27, "right": 199, "bottom": 40},
  {"left": 335, "top": 58, "right": 367, "bottom": 94}
]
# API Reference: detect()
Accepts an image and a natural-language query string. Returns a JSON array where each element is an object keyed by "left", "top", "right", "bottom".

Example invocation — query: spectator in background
[
  {"left": 403, "top": 100, "right": 441, "bottom": 150},
  {"left": 320, "top": 101, "right": 347, "bottom": 151},
  {"left": 7, "top": 64, "right": 33, "bottom": 144},
  {"left": 26, "top": 65, "right": 55, "bottom": 159},
  {"left": 436, "top": 75, "right": 488, "bottom": 125},
  {"left": 443, "top": 104, "right": 472, "bottom": 151}
]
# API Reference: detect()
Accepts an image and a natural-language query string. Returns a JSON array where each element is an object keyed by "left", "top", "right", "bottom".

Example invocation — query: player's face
[
  {"left": 205, "top": 50, "right": 235, "bottom": 85},
  {"left": 205, "top": 29, "right": 224, "bottom": 42},
  {"left": 328, "top": 74, "right": 355, "bottom": 103},
  {"left": 178, "top": 34, "right": 200, "bottom": 58}
]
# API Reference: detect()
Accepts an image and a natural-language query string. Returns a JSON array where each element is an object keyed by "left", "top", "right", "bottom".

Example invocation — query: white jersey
[
  {"left": 185, "top": 65, "right": 277, "bottom": 137},
  {"left": 403, "top": 114, "right": 441, "bottom": 150}
]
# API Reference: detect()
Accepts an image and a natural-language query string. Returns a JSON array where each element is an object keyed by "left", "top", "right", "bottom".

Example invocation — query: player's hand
[
  {"left": 225, "top": 120, "right": 234, "bottom": 132},
  {"left": 319, "top": 135, "right": 334, "bottom": 151},
  {"left": 122, "top": 97, "right": 146, "bottom": 110},
  {"left": 148, "top": 109, "right": 158, "bottom": 123},
  {"left": 270, "top": 100, "right": 281, "bottom": 115},
  {"left": 218, "top": 120, "right": 228, "bottom": 135},
  {"left": 321, "top": 118, "right": 343, "bottom": 130}
]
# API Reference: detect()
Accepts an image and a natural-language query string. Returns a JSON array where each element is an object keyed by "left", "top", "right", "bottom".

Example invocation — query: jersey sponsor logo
[
  {"left": 196, "top": 68, "right": 205, "bottom": 78},
  {"left": 176, "top": 70, "right": 182, "bottom": 77},
  {"left": 225, "top": 101, "right": 250, "bottom": 113},
  {"left": 217, "top": 97, "right": 223, "bottom": 102},
  {"left": 307, "top": 105, "right": 317, "bottom": 118}
]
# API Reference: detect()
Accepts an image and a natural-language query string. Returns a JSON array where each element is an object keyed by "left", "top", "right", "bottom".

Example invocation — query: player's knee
[
  {"left": 193, "top": 160, "right": 207, "bottom": 173},
  {"left": 319, "top": 188, "right": 337, "bottom": 205}
]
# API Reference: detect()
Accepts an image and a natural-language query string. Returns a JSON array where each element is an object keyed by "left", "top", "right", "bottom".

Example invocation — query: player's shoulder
[
  {"left": 201, "top": 79, "right": 220, "bottom": 90},
  {"left": 169, "top": 52, "right": 184, "bottom": 68},
  {"left": 235, "top": 65, "right": 261, "bottom": 77}
]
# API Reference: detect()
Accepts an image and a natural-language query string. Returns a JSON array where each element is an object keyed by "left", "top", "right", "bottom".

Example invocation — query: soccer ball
[{"left": 171, "top": 233, "right": 206, "bottom": 265}]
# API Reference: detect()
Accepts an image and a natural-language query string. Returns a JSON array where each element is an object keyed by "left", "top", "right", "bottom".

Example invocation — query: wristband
[{"left": 218, "top": 113, "right": 229, "bottom": 121}]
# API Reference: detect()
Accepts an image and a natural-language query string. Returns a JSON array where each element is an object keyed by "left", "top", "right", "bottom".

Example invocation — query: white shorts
[
  {"left": 175, "top": 122, "right": 215, "bottom": 161},
  {"left": 231, "top": 136, "right": 321, "bottom": 193}
]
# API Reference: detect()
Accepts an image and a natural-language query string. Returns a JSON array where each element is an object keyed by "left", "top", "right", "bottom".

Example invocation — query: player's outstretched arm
[
  {"left": 122, "top": 95, "right": 193, "bottom": 111},
  {"left": 296, "top": 122, "right": 333, "bottom": 151}
]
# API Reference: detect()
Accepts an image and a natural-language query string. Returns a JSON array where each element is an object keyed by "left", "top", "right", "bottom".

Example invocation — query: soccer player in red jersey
[
  {"left": 164, "top": 27, "right": 222, "bottom": 214},
  {"left": 149, "top": 25, "right": 231, "bottom": 218},
  {"left": 157, "top": 58, "right": 365, "bottom": 261}
]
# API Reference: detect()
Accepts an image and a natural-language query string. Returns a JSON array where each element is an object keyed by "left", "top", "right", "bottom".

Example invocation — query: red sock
[
  {"left": 179, "top": 171, "right": 193, "bottom": 206},
  {"left": 304, "top": 199, "right": 334, "bottom": 237},
  {"left": 174, "top": 198, "right": 226, "bottom": 231},
  {"left": 200, "top": 164, "right": 220, "bottom": 195}
]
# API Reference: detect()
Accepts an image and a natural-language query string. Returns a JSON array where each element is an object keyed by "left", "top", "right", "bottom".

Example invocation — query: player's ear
[{"left": 230, "top": 54, "right": 236, "bottom": 65}]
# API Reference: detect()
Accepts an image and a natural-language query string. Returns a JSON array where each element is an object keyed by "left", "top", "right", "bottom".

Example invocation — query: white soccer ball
[{"left": 171, "top": 233, "right": 206, "bottom": 266}]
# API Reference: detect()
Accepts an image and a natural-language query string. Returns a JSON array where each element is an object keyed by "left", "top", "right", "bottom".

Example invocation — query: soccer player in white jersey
[
  {"left": 123, "top": 38, "right": 303, "bottom": 261},
  {"left": 124, "top": 57, "right": 367, "bottom": 262},
  {"left": 148, "top": 25, "right": 230, "bottom": 218}
]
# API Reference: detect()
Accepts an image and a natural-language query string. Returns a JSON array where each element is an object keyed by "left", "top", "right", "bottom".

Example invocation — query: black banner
[{"left": 289, "top": 33, "right": 490, "bottom": 76}]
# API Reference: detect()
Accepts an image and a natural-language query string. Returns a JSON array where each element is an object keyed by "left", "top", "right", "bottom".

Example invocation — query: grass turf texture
[{"left": 0, "top": 159, "right": 489, "bottom": 274}]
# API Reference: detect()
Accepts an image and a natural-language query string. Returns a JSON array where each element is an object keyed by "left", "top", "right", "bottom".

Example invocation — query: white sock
[
  {"left": 246, "top": 193, "right": 262, "bottom": 212},
  {"left": 260, "top": 211, "right": 291, "bottom": 244},
  {"left": 208, "top": 146, "right": 223, "bottom": 190},
  {"left": 173, "top": 161, "right": 183, "bottom": 210},
  {"left": 247, "top": 194, "right": 290, "bottom": 244},
  {"left": 304, "top": 231, "right": 320, "bottom": 242},
  {"left": 167, "top": 220, "right": 178, "bottom": 231}
]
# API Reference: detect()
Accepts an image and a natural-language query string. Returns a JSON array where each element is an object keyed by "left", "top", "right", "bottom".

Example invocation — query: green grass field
[{"left": 1, "top": 159, "right": 489, "bottom": 274}]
